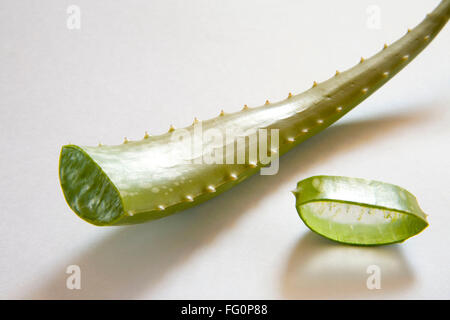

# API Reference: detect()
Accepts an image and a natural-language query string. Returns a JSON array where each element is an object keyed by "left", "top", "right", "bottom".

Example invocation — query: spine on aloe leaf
[{"left": 59, "top": 1, "right": 450, "bottom": 226}]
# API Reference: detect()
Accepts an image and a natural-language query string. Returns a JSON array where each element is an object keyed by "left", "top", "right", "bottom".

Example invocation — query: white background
[{"left": 0, "top": 0, "right": 449, "bottom": 299}]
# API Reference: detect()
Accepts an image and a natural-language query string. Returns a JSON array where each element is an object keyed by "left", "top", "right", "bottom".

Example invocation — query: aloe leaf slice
[{"left": 292, "top": 176, "right": 429, "bottom": 245}]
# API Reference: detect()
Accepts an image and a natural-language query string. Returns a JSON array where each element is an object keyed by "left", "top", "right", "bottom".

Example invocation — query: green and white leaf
[{"left": 293, "top": 176, "right": 429, "bottom": 245}]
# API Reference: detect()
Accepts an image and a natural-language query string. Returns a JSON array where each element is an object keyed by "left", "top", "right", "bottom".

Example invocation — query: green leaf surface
[{"left": 293, "top": 176, "right": 428, "bottom": 245}]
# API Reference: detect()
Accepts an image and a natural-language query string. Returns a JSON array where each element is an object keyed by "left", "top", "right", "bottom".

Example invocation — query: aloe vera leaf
[
  {"left": 292, "top": 176, "right": 429, "bottom": 245},
  {"left": 59, "top": 1, "right": 450, "bottom": 226}
]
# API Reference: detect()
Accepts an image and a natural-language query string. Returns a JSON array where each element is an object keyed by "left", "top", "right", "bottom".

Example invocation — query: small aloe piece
[
  {"left": 292, "top": 176, "right": 429, "bottom": 245},
  {"left": 59, "top": 1, "right": 450, "bottom": 226}
]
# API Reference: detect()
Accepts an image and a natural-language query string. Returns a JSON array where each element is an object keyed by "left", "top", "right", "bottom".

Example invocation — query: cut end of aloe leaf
[
  {"left": 293, "top": 176, "right": 429, "bottom": 246},
  {"left": 59, "top": 145, "right": 124, "bottom": 226}
]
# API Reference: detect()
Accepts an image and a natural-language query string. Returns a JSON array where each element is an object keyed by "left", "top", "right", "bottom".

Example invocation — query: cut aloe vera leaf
[
  {"left": 59, "top": 1, "right": 449, "bottom": 226},
  {"left": 292, "top": 176, "right": 429, "bottom": 245}
]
